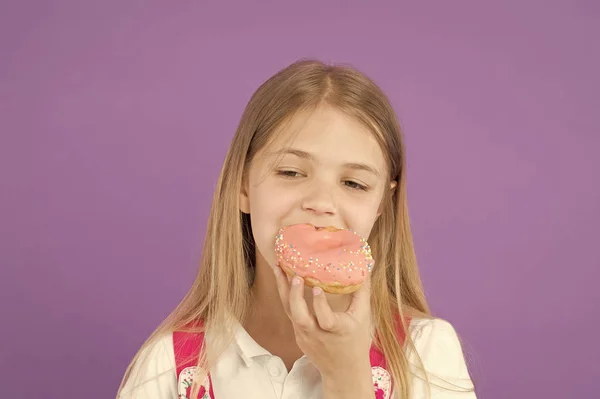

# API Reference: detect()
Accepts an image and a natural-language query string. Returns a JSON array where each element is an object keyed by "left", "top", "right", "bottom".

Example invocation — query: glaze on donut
[{"left": 274, "top": 223, "right": 374, "bottom": 294}]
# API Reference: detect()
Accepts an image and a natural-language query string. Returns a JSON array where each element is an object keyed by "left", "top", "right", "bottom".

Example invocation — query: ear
[
  {"left": 239, "top": 179, "right": 251, "bottom": 214},
  {"left": 377, "top": 180, "right": 397, "bottom": 216}
]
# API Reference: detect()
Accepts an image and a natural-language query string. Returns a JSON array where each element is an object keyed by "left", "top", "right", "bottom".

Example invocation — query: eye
[
  {"left": 343, "top": 180, "right": 368, "bottom": 191},
  {"left": 277, "top": 170, "right": 303, "bottom": 178}
]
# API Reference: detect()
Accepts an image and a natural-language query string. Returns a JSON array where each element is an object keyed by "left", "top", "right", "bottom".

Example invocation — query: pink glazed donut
[{"left": 275, "top": 223, "right": 374, "bottom": 294}]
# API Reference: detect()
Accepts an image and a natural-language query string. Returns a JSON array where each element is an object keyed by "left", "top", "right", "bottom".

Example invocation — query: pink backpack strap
[
  {"left": 369, "top": 315, "right": 412, "bottom": 399},
  {"left": 173, "top": 320, "right": 215, "bottom": 399}
]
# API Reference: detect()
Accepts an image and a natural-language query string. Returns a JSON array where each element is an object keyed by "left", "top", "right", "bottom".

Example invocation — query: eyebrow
[{"left": 271, "top": 148, "right": 381, "bottom": 177}]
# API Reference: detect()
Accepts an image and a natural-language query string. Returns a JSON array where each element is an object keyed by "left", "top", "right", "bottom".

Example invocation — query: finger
[
  {"left": 312, "top": 286, "right": 339, "bottom": 332},
  {"left": 288, "top": 276, "right": 314, "bottom": 330},
  {"left": 272, "top": 265, "right": 292, "bottom": 317},
  {"left": 347, "top": 275, "right": 372, "bottom": 320}
]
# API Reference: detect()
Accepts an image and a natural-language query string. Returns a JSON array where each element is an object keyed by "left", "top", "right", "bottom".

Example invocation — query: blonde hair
[{"left": 117, "top": 59, "right": 470, "bottom": 398}]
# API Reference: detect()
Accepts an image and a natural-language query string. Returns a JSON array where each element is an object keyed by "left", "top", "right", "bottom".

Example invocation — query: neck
[{"left": 246, "top": 256, "right": 294, "bottom": 337}]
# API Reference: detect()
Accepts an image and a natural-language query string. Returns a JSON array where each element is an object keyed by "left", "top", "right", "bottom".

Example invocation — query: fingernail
[
  {"left": 312, "top": 287, "right": 322, "bottom": 296},
  {"left": 292, "top": 276, "right": 301, "bottom": 286}
]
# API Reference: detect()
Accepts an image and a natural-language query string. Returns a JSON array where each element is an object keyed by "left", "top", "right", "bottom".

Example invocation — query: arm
[{"left": 321, "top": 360, "right": 376, "bottom": 399}]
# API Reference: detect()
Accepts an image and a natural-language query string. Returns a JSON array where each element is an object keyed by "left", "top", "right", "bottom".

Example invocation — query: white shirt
[{"left": 119, "top": 317, "right": 476, "bottom": 398}]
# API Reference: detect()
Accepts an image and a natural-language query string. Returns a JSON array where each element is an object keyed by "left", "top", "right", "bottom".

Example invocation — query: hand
[{"left": 272, "top": 265, "right": 375, "bottom": 398}]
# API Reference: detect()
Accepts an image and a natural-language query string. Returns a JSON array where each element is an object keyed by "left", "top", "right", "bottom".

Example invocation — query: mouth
[
  {"left": 281, "top": 223, "right": 344, "bottom": 232},
  {"left": 304, "top": 223, "right": 343, "bottom": 232}
]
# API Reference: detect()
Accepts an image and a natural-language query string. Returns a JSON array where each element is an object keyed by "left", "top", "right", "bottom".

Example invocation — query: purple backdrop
[{"left": 1, "top": 1, "right": 598, "bottom": 398}]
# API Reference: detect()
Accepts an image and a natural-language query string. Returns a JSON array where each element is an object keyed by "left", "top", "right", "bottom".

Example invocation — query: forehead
[{"left": 261, "top": 106, "right": 387, "bottom": 173}]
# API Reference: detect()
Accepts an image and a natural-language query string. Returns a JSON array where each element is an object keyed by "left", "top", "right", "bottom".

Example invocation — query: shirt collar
[{"left": 233, "top": 321, "right": 272, "bottom": 367}]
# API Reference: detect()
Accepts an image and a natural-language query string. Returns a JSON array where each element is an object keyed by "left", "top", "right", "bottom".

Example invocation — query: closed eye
[
  {"left": 277, "top": 170, "right": 304, "bottom": 178},
  {"left": 344, "top": 180, "right": 368, "bottom": 191},
  {"left": 277, "top": 170, "right": 368, "bottom": 191}
]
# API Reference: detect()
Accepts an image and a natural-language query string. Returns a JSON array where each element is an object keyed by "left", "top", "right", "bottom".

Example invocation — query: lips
[{"left": 288, "top": 223, "right": 343, "bottom": 232}]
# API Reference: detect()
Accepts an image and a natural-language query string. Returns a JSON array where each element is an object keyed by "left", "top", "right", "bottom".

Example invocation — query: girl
[{"left": 117, "top": 60, "right": 476, "bottom": 399}]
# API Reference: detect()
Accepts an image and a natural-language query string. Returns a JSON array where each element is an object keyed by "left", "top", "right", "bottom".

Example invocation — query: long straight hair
[{"left": 118, "top": 59, "right": 459, "bottom": 399}]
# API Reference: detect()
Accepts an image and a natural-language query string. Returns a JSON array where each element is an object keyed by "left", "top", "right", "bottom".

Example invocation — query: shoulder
[
  {"left": 406, "top": 317, "right": 476, "bottom": 396},
  {"left": 408, "top": 317, "right": 465, "bottom": 356},
  {"left": 118, "top": 333, "right": 177, "bottom": 399}
]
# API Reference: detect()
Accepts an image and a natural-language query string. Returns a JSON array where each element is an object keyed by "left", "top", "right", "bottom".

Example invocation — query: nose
[{"left": 301, "top": 183, "right": 336, "bottom": 216}]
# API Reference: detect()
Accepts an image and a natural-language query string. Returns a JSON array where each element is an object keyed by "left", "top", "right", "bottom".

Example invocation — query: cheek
[
  {"left": 248, "top": 183, "right": 298, "bottom": 266},
  {"left": 344, "top": 195, "right": 382, "bottom": 238},
  {"left": 249, "top": 182, "right": 297, "bottom": 221}
]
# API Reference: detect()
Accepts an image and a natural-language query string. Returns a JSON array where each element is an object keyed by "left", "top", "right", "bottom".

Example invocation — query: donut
[{"left": 274, "top": 223, "right": 374, "bottom": 294}]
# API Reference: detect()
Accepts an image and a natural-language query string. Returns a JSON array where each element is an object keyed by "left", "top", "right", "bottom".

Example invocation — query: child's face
[{"left": 240, "top": 105, "right": 393, "bottom": 269}]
